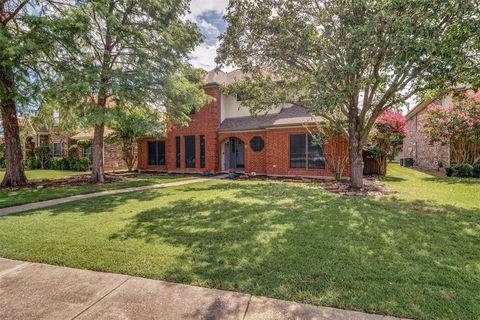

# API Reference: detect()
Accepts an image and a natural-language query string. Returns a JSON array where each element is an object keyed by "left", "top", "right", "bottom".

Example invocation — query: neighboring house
[
  {"left": 21, "top": 117, "right": 130, "bottom": 171},
  {"left": 137, "top": 70, "right": 349, "bottom": 178},
  {"left": 403, "top": 94, "right": 453, "bottom": 171}
]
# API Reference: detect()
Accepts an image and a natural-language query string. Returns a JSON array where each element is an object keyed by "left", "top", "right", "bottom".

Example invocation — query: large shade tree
[
  {"left": 52, "top": 0, "right": 210, "bottom": 183},
  {"left": 0, "top": 0, "right": 76, "bottom": 187},
  {"left": 217, "top": 0, "right": 480, "bottom": 189}
]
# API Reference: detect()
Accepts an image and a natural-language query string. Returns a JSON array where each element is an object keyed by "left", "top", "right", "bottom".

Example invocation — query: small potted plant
[{"left": 228, "top": 168, "right": 236, "bottom": 179}]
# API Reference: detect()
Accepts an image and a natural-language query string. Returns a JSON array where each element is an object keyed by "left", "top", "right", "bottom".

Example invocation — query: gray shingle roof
[{"left": 218, "top": 105, "right": 323, "bottom": 132}]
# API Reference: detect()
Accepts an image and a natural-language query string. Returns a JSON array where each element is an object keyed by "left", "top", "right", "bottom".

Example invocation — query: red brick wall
[
  {"left": 138, "top": 85, "right": 221, "bottom": 173},
  {"left": 265, "top": 127, "right": 349, "bottom": 178},
  {"left": 218, "top": 131, "right": 267, "bottom": 174},
  {"left": 137, "top": 84, "right": 349, "bottom": 178},
  {"left": 103, "top": 143, "right": 130, "bottom": 171}
]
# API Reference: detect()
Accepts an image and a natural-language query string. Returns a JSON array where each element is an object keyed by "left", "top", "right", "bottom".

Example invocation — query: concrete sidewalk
[
  {"left": 0, "top": 177, "right": 214, "bottom": 216},
  {"left": 0, "top": 258, "right": 407, "bottom": 320}
]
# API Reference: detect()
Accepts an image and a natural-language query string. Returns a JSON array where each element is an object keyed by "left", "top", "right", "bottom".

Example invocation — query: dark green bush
[
  {"left": 68, "top": 157, "right": 90, "bottom": 172},
  {"left": 34, "top": 146, "right": 51, "bottom": 168},
  {"left": 473, "top": 163, "right": 480, "bottom": 178},
  {"left": 453, "top": 163, "right": 473, "bottom": 177},
  {"left": 0, "top": 157, "right": 5, "bottom": 169},
  {"left": 445, "top": 166, "right": 454, "bottom": 177},
  {"left": 25, "top": 157, "right": 40, "bottom": 170},
  {"left": 46, "top": 157, "right": 69, "bottom": 170}
]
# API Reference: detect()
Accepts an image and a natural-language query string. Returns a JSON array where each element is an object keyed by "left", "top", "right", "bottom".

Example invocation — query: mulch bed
[
  {"left": 237, "top": 174, "right": 392, "bottom": 197},
  {"left": 0, "top": 172, "right": 193, "bottom": 191},
  {"left": 2, "top": 174, "right": 128, "bottom": 191}
]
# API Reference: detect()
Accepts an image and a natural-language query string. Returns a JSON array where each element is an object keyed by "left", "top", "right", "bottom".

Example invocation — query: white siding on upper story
[{"left": 220, "top": 94, "right": 285, "bottom": 121}]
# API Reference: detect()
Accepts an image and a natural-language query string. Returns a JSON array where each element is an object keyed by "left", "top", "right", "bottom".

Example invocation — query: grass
[
  {"left": 0, "top": 169, "right": 88, "bottom": 181},
  {"left": 380, "top": 163, "right": 480, "bottom": 209},
  {"left": 0, "top": 165, "right": 479, "bottom": 320},
  {"left": 0, "top": 174, "right": 196, "bottom": 208}
]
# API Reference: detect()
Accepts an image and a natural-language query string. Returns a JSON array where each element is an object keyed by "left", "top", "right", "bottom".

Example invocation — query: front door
[{"left": 227, "top": 137, "right": 245, "bottom": 171}]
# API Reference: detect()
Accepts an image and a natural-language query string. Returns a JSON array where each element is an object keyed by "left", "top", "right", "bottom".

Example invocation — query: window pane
[
  {"left": 250, "top": 136, "right": 265, "bottom": 152},
  {"left": 308, "top": 135, "right": 325, "bottom": 169},
  {"left": 289, "top": 134, "right": 306, "bottom": 168},
  {"left": 148, "top": 141, "right": 158, "bottom": 165},
  {"left": 158, "top": 141, "right": 166, "bottom": 165},
  {"left": 176, "top": 136, "right": 181, "bottom": 168},
  {"left": 200, "top": 135, "right": 205, "bottom": 168},
  {"left": 185, "top": 135, "right": 196, "bottom": 168},
  {"left": 52, "top": 143, "right": 62, "bottom": 157}
]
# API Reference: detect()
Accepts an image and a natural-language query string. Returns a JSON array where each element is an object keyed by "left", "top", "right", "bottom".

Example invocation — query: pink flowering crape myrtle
[{"left": 422, "top": 90, "right": 480, "bottom": 165}]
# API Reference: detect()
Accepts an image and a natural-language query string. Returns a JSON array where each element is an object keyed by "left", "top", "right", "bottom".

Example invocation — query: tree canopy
[
  {"left": 217, "top": 0, "right": 480, "bottom": 188},
  {"left": 0, "top": 0, "right": 79, "bottom": 187},
  {"left": 49, "top": 0, "right": 211, "bottom": 182}
]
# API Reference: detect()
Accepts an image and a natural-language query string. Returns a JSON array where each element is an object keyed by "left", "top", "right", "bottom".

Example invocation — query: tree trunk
[
  {"left": 90, "top": 123, "right": 105, "bottom": 183},
  {"left": 0, "top": 66, "right": 27, "bottom": 188},
  {"left": 349, "top": 142, "right": 364, "bottom": 189},
  {"left": 348, "top": 103, "right": 364, "bottom": 189}
]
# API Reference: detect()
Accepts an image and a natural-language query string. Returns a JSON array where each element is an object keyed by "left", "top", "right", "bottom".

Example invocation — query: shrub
[
  {"left": 25, "top": 157, "right": 40, "bottom": 170},
  {"left": 34, "top": 146, "right": 51, "bottom": 169},
  {"left": 445, "top": 166, "right": 454, "bottom": 177},
  {"left": 46, "top": 157, "right": 69, "bottom": 170},
  {"left": 68, "top": 145, "right": 80, "bottom": 158},
  {"left": 452, "top": 163, "right": 473, "bottom": 177},
  {"left": 68, "top": 157, "right": 90, "bottom": 172},
  {"left": 473, "top": 163, "right": 480, "bottom": 178}
]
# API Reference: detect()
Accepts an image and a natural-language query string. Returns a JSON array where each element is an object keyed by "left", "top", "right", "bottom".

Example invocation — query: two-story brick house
[{"left": 137, "top": 70, "right": 349, "bottom": 178}]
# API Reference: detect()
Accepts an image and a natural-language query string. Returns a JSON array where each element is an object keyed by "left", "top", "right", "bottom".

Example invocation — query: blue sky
[{"left": 187, "top": 0, "right": 230, "bottom": 71}]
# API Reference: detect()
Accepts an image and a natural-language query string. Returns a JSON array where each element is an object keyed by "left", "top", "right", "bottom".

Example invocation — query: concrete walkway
[
  {"left": 0, "top": 258, "right": 407, "bottom": 320},
  {"left": 0, "top": 177, "right": 215, "bottom": 216}
]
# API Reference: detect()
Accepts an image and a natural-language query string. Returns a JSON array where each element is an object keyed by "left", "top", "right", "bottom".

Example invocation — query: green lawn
[
  {"left": 0, "top": 174, "right": 196, "bottom": 208},
  {"left": 380, "top": 163, "right": 480, "bottom": 209},
  {"left": 0, "top": 169, "right": 88, "bottom": 181},
  {"left": 0, "top": 166, "right": 478, "bottom": 320}
]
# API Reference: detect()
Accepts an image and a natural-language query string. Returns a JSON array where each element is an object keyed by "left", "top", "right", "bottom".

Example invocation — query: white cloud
[
  {"left": 188, "top": 0, "right": 229, "bottom": 18},
  {"left": 189, "top": 42, "right": 219, "bottom": 71},
  {"left": 187, "top": 0, "right": 231, "bottom": 71}
]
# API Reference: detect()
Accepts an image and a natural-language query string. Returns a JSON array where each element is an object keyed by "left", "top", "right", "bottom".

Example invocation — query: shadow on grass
[
  {"left": 377, "top": 176, "right": 406, "bottom": 182},
  {"left": 421, "top": 176, "right": 480, "bottom": 185},
  {"left": 109, "top": 182, "right": 479, "bottom": 320},
  {"left": 13, "top": 189, "right": 173, "bottom": 217}
]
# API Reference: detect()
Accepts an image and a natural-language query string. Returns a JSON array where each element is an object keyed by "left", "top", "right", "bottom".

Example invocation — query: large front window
[
  {"left": 289, "top": 134, "right": 325, "bottom": 169},
  {"left": 51, "top": 143, "right": 62, "bottom": 157},
  {"left": 148, "top": 141, "right": 166, "bottom": 166},
  {"left": 185, "top": 135, "right": 196, "bottom": 168}
]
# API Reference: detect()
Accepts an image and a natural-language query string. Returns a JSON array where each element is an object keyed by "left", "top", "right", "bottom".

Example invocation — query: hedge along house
[{"left": 137, "top": 70, "right": 349, "bottom": 178}]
